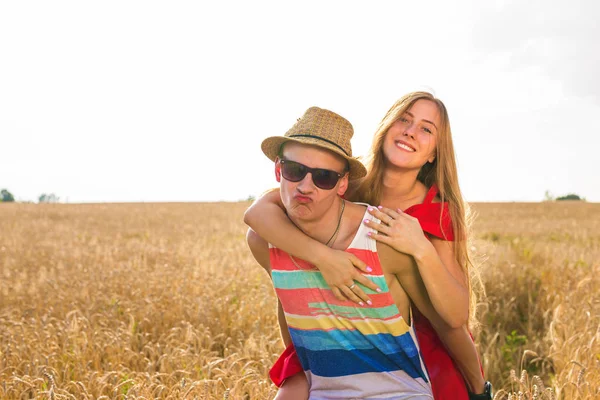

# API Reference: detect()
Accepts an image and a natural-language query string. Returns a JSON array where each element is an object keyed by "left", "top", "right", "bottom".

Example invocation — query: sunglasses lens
[
  {"left": 312, "top": 169, "right": 339, "bottom": 190},
  {"left": 280, "top": 160, "right": 341, "bottom": 190},
  {"left": 281, "top": 161, "right": 307, "bottom": 182}
]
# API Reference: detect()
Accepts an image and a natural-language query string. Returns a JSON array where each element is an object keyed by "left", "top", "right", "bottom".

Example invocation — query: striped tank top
[{"left": 269, "top": 206, "right": 433, "bottom": 399}]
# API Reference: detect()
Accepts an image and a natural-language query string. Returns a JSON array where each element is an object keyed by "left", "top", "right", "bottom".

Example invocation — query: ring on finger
[{"left": 348, "top": 283, "right": 356, "bottom": 290}]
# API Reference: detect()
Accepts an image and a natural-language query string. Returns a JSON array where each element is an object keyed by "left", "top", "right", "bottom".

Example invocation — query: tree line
[
  {"left": 1, "top": 188, "right": 588, "bottom": 203},
  {"left": 1, "top": 189, "right": 60, "bottom": 203}
]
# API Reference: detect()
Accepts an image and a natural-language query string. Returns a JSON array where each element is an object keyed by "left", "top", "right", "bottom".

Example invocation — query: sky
[{"left": 1, "top": 0, "right": 599, "bottom": 203}]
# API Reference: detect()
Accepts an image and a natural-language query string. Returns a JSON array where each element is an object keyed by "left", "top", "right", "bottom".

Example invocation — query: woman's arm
[
  {"left": 244, "top": 190, "right": 380, "bottom": 303},
  {"left": 244, "top": 190, "right": 328, "bottom": 265},
  {"left": 387, "top": 248, "right": 484, "bottom": 394},
  {"left": 365, "top": 206, "right": 469, "bottom": 327},
  {"left": 431, "top": 324, "right": 485, "bottom": 394},
  {"left": 413, "top": 237, "right": 469, "bottom": 327}
]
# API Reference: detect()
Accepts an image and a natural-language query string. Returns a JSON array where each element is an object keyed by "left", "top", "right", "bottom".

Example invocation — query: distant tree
[
  {"left": 543, "top": 190, "right": 554, "bottom": 201},
  {"left": 38, "top": 193, "right": 60, "bottom": 203},
  {"left": 555, "top": 193, "right": 584, "bottom": 201},
  {"left": 1, "top": 189, "right": 15, "bottom": 202}
]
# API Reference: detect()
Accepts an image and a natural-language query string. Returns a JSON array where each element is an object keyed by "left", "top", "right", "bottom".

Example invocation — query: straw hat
[{"left": 261, "top": 107, "right": 367, "bottom": 180}]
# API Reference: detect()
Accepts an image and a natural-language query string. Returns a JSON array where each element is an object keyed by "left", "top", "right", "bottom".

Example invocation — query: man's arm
[
  {"left": 246, "top": 228, "right": 292, "bottom": 347},
  {"left": 277, "top": 299, "right": 292, "bottom": 346},
  {"left": 246, "top": 227, "right": 271, "bottom": 272}
]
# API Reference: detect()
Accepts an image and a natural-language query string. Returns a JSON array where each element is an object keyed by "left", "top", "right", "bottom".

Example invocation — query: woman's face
[{"left": 383, "top": 99, "right": 440, "bottom": 170}]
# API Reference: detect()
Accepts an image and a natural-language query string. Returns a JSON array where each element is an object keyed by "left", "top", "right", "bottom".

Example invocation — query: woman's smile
[{"left": 395, "top": 140, "right": 416, "bottom": 152}]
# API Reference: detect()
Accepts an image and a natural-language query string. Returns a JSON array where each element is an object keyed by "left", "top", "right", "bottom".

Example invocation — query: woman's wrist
[
  {"left": 306, "top": 242, "right": 333, "bottom": 267},
  {"left": 411, "top": 238, "right": 436, "bottom": 262}
]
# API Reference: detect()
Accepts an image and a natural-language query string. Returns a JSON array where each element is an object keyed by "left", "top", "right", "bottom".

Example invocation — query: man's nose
[{"left": 297, "top": 172, "right": 315, "bottom": 191}]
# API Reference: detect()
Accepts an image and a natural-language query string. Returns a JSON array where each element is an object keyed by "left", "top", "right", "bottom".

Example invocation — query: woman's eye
[
  {"left": 422, "top": 126, "right": 432, "bottom": 134},
  {"left": 399, "top": 117, "right": 410, "bottom": 123}
]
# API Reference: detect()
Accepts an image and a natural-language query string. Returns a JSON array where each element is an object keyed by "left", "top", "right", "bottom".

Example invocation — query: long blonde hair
[{"left": 350, "top": 91, "right": 482, "bottom": 329}]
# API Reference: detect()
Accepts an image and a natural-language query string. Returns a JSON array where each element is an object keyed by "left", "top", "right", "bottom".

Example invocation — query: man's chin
[{"left": 287, "top": 204, "right": 313, "bottom": 219}]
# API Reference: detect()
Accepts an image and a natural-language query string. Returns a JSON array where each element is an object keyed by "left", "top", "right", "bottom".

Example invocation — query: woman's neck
[{"left": 381, "top": 168, "right": 426, "bottom": 208}]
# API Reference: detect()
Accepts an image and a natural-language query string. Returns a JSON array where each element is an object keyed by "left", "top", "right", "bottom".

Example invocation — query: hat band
[{"left": 288, "top": 135, "right": 349, "bottom": 156}]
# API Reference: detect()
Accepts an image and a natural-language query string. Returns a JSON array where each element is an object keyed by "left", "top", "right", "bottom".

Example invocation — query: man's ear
[
  {"left": 336, "top": 174, "right": 349, "bottom": 197},
  {"left": 274, "top": 157, "right": 281, "bottom": 182}
]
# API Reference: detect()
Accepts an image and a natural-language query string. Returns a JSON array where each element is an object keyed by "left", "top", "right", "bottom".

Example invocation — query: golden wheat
[{"left": 0, "top": 201, "right": 598, "bottom": 399}]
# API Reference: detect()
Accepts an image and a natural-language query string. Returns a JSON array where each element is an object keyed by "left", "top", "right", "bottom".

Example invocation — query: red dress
[{"left": 269, "top": 185, "right": 478, "bottom": 399}]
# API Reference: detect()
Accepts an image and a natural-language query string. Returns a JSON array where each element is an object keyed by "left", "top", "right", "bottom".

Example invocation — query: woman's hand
[
  {"left": 364, "top": 206, "right": 429, "bottom": 256},
  {"left": 315, "top": 248, "right": 381, "bottom": 306}
]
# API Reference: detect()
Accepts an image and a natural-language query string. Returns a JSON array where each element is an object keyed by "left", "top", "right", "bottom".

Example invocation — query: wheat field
[{"left": 0, "top": 201, "right": 598, "bottom": 399}]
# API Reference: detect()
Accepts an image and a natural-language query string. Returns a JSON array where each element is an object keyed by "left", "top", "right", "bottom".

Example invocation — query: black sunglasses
[{"left": 279, "top": 159, "right": 346, "bottom": 190}]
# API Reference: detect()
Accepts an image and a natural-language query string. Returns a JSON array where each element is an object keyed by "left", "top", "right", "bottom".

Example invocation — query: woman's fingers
[
  {"left": 331, "top": 287, "right": 347, "bottom": 302},
  {"left": 332, "top": 284, "right": 365, "bottom": 305},
  {"left": 333, "top": 282, "right": 370, "bottom": 305},
  {"left": 339, "top": 285, "right": 367, "bottom": 306},
  {"left": 345, "top": 280, "right": 372, "bottom": 304},
  {"left": 353, "top": 273, "right": 381, "bottom": 294},
  {"left": 321, "top": 252, "right": 382, "bottom": 305},
  {"left": 377, "top": 206, "right": 402, "bottom": 220},
  {"left": 368, "top": 206, "right": 401, "bottom": 221},
  {"left": 363, "top": 218, "right": 391, "bottom": 235},
  {"left": 367, "top": 231, "right": 392, "bottom": 245},
  {"left": 348, "top": 254, "right": 373, "bottom": 274}
]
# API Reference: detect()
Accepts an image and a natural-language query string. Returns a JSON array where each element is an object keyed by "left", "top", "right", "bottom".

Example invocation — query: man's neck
[{"left": 289, "top": 197, "right": 344, "bottom": 246}]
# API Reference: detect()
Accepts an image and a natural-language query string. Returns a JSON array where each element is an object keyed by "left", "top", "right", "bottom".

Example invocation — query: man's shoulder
[
  {"left": 344, "top": 201, "right": 371, "bottom": 218},
  {"left": 246, "top": 229, "right": 271, "bottom": 272},
  {"left": 347, "top": 200, "right": 372, "bottom": 208}
]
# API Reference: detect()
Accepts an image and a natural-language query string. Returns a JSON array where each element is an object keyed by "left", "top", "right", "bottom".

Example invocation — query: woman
[{"left": 244, "top": 92, "right": 490, "bottom": 399}]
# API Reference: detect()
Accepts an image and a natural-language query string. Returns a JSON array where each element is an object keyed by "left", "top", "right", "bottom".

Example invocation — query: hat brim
[{"left": 261, "top": 136, "right": 367, "bottom": 180}]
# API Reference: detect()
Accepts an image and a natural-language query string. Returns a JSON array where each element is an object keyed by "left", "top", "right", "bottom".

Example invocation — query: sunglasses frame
[{"left": 279, "top": 158, "right": 347, "bottom": 190}]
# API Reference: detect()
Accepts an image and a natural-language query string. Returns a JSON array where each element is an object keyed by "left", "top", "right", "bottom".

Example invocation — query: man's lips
[{"left": 293, "top": 194, "right": 313, "bottom": 203}]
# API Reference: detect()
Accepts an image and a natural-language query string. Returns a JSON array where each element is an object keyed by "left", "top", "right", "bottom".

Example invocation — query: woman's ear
[{"left": 428, "top": 153, "right": 436, "bottom": 164}]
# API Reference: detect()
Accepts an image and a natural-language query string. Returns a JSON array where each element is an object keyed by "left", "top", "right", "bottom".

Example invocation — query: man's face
[{"left": 276, "top": 142, "right": 349, "bottom": 222}]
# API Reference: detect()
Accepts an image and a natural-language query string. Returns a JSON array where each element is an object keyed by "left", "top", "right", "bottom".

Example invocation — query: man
[{"left": 247, "top": 107, "right": 435, "bottom": 399}]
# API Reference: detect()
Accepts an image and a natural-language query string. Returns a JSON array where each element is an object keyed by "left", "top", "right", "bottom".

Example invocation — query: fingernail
[
  {"left": 378, "top": 206, "right": 383, "bottom": 209},
  {"left": 376, "top": 288, "right": 382, "bottom": 293},
  {"left": 367, "top": 300, "right": 373, "bottom": 305},
  {"left": 367, "top": 232, "right": 372, "bottom": 236},
  {"left": 363, "top": 219, "right": 369, "bottom": 223},
  {"left": 368, "top": 206, "right": 374, "bottom": 211},
  {"left": 359, "top": 302, "right": 364, "bottom": 306},
  {"left": 366, "top": 266, "right": 373, "bottom": 272}
]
